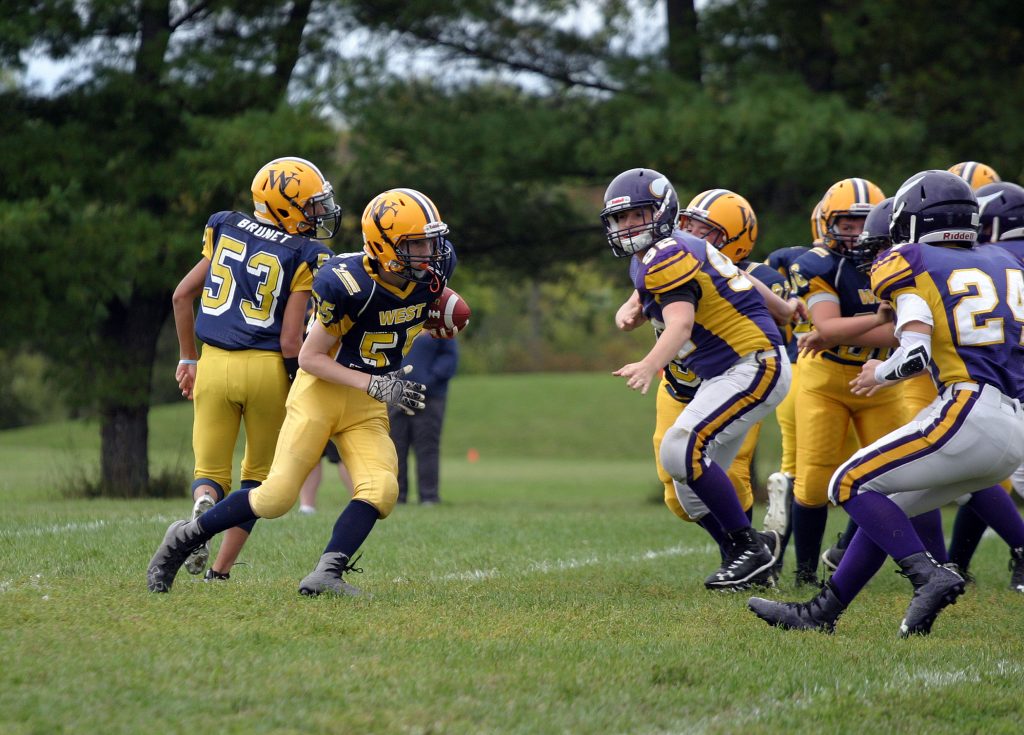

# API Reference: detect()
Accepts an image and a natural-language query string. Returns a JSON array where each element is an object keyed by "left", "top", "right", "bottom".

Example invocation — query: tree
[{"left": 0, "top": 1, "right": 336, "bottom": 496}]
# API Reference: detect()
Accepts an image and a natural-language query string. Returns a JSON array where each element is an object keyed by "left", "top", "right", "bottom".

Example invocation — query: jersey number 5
[{"left": 201, "top": 234, "right": 284, "bottom": 327}]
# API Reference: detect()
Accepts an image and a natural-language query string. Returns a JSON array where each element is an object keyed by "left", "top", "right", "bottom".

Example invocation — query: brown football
[{"left": 425, "top": 287, "right": 471, "bottom": 332}]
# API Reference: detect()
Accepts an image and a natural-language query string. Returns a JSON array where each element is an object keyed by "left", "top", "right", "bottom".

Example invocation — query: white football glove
[{"left": 366, "top": 365, "right": 426, "bottom": 415}]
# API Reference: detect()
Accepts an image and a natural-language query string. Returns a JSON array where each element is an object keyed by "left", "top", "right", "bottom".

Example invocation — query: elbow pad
[{"left": 874, "top": 331, "right": 931, "bottom": 384}]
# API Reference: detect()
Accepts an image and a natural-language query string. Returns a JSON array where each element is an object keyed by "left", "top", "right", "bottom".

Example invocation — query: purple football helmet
[
  {"left": 976, "top": 182, "right": 1024, "bottom": 243},
  {"left": 600, "top": 168, "right": 678, "bottom": 257},
  {"left": 890, "top": 170, "right": 979, "bottom": 246},
  {"left": 848, "top": 197, "right": 893, "bottom": 272}
]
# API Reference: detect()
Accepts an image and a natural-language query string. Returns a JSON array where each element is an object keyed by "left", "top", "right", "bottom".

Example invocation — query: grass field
[{"left": 2, "top": 373, "right": 1023, "bottom": 734}]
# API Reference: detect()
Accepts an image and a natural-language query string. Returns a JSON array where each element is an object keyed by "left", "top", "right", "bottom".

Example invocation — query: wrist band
[{"left": 178, "top": 359, "right": 198, "bottom": 365}]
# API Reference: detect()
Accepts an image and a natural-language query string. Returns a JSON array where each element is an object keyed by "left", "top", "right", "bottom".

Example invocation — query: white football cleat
[
  {"left": 183, "top": 493, "right": 216, "bottom": 575},
  {"left": 763, "top": 472, "right": 792, "bottom": 534}
]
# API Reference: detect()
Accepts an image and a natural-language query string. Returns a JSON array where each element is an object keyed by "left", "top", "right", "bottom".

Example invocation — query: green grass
[{"left": 2, "top": 373, "right": 1023, "bottom": 734}]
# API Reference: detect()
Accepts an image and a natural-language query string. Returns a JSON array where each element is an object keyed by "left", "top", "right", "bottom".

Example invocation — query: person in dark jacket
[{"left": 390, "top": 333, "right": 459, "bottom": 504}]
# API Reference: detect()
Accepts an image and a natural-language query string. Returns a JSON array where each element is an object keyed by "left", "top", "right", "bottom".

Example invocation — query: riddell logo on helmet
[
  {"left": 607, "top": 196, "right": 631, "bottom": 207},
  {"left": 943, "top": 231, "right": 975, "bottom": 240}
]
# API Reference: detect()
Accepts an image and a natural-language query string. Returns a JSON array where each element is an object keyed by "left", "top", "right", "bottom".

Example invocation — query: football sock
[
  {"left": 836, "top": 517, "right": 859, "bottom": 550},
  {"left": 324, "top": 499, "right": 379, "bottom": 558},
  {"left": 196, "top": 489, "right": 257, "bottom": 536},
  {"left": 687, "top": 461, "right": 750, "bottom": 533},
  {"left": 778, "top": 487, "right": 794, "bottom": 559},
  {"left": 841, "top": 491, "right": 924, "bottom": 561},
  {"left": 697, "top": 515, "right": 728, "bottom": 558},
  {"left": 828, "top": 529, "right": 886, "bottom": 606},
  {"left": 911, "top": 508, "right": 948, "bottom": 563},
  {"left": 791, "top": 501, "right": 828, "bottom": 576},
  {"left": 948, "top": 504, "right": 987, "bottom": 571},
  {"left": 966, "top": 484, "right": 1024, "bottom": 549},
  {"left": 191, "top": 478, "right": 225, "bottom": 503}
]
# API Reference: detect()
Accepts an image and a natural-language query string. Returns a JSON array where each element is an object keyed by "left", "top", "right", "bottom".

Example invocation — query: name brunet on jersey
[{"left": 235, "top": 217, "right": 294, "bottom": 243}]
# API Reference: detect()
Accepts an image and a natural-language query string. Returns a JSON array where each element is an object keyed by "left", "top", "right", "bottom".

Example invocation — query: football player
[
  {"left": 749, "top": 170, "right": 1024, "bottom": 635},
  {"left": 948, "top": 161, "right": 1001, "bottom": 190},
  {"left": 170, "top": 156, "right": 336, "bottom": 579},
  {"left": 758, "top": 203, "right": 823, "bottom": 569},
  {"left": 148, "top": 188, "right": 457, "bottom": 595},
  {"left": 785, "top": 178, "right": 907, "bottom": 587},
  {"left": 942, "top": 181, "right": 1024, "bottom": 587},
  {"left": 602, "top": 169, "right": 792, "bottom": 590}
]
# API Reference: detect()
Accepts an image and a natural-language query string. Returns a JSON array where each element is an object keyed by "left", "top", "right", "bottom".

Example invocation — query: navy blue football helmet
[
  {"left": 600, "top": 168, "right": 678, "bottom": 257},
  {"left": 976, "top": 182, "right": 1024, "bottom": 244},
  {"left": 890, "top": 170, "right": 979, "bottom": 246},
  {"left": 848, "top": 197, "right": 893, "bottom": 272}
]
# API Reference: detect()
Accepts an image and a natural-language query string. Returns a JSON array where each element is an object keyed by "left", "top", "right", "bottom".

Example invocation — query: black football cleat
[
  {"left": 794, "top": 567, "right": 820, "bottom": 589},
  {"left": 705, "top": 527, "right": 777, "bottom": 590},
  {"left": 897, "top": 552, "right": 966, "bottom": 638},
  {"left": 299, "top": 552, "right": 365, "bottom": 597},
  {"left": 147, "top": 520, "right": 207, "bottom": 593},
  {"left": 821, "top": 544, "right": 846, "bottom": 575},
  {"left": 1009, "top": 547, "right": 1024, "bottom": 593},
  {"left": 748, "top": 580, "right": 846, "bottom": 633}
]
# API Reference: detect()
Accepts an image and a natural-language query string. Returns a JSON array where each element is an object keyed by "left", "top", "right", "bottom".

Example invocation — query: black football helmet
[
  {"left": 890, "top": 170, "right": 979, "bottom": 246},
  {"left": 848, "top": 197, "right": 893, "bottom": 273},
  {"left": 976, "top": 182, "right": 1024, "bottom": 244},
  {"left": 600, "top": 168, "right": 678, "bottom": 257}
]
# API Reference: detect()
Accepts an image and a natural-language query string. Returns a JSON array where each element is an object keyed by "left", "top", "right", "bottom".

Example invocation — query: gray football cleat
[
  {"left": 147, "top": 519, "right": 206, "bottom": 593},
  {"left": 298, "top": 552, "right": 365, "bottom": 597},
  {"left": 748, "top": 581, "right": 846, "bottom": 633},
  {"left": 184, "top": 493, "right": 216, "bottom": 575},
  {"left": 821, "top": 536, "right": 846, "bottom": 574},
  {"left": 763, "top": 472, "right": 792, "bottom": 534},
  {"left": 897, "top": 552, "right": 966, "bottom": 638}
]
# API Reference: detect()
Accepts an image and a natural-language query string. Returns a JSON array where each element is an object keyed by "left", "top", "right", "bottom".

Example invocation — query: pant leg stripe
[
  {"left": 685, "top": 357, "right": 780, "bottom": 482},
  {"left": 830, "top": 391, "right": 976, "bottom": 503}
]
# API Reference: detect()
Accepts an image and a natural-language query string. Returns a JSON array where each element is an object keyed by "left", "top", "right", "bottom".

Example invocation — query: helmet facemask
[
  {"left": 602, "top": 204, "right": 663, "bottom": 257},
  {"left": 389, "top": 221, "right": 453, "bottom": 283},
  {"left": 300, "top": 187, "right": 342, "bottom": 240}
]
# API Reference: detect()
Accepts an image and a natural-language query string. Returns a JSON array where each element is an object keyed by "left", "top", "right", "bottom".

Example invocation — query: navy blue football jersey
[
  {"left": 312, "top": 247, "right": 457, "bottom": 375},
  {"left": 766, "top": 245, "right": 810, "bottom": 276},
  {"left": 195, "top": 211, "right": 333, "bottom": 351},
  {"left": 790, "top": 246, "right": 891, "bottom": 366}
]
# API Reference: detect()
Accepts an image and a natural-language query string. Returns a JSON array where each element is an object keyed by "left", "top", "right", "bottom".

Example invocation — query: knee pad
[
  {"left": 249, "top": 483, "right": 298, "bottom": 519},
  {"left": 660, "top": 425, "right": 696, "bottom": 485},
  {"left": 353, "top": 473, "right": 400, "bottom": 519}
]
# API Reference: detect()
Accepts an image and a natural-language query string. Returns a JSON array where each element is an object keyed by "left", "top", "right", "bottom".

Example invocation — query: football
[{"left": 425, "top": 287, "right": 471, "bottom": 335}]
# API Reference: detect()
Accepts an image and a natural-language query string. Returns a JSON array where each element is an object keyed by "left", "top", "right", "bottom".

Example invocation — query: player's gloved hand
[
  {"left": 427, "top": 324, "right": 462, "bottom": 339},
  {"left": 366, "top": 365, "right": 426, "bottom": 415}
]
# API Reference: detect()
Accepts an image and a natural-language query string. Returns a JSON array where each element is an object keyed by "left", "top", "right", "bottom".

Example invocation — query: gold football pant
[
  {"left": 192, "top": 345, "right": 290, "bottom": 494},
  {"left": 248, "top": 370, "right": 400, "bottom": 519},
  {"left": 654, "top": 378, "right": 756, "bottom": 521},
  {"left": 794, "top": 354, "right": 906, "bottom": 507}
]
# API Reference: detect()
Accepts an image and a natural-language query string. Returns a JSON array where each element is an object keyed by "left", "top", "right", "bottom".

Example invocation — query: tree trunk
[
  {"left": 100, "top": 404, "right": 151, "bottom": 497},
  {"left": 666, "top": 0, "right": 701, "bottom": 84},
  {"left": 97, "top": 291, "right": 170, "bottom": 497}
]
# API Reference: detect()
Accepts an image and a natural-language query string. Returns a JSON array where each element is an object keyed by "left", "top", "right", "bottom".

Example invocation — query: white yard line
[
  {"left": 428, "top": 544, "right": 714, "bottom": 584},
  {"left": 0, "top": 514, "right": 177, "bottom": 539}
]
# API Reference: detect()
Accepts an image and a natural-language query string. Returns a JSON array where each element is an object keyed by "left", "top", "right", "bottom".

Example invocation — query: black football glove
[{"left": 366, "top": 365, "right": 426, "bottom": 415}]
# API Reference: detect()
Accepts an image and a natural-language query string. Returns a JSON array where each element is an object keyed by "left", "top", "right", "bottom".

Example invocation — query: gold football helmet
[
  {"left": 679, "top": 189, "right": 758, "bottom": 264},
  {"left": 948, "top": 161, "right": 1001, "bottom": 191},
  {"left": 361, "top": 188, "right": 452, "bottom": 282},
  {"left": 251, "top": 157, "right": 341, "bottom": 239},
  {"left": 810, "top": 200, "right": 825, "bottom": 245},
  {"left": 818, "top": 177, "right": 885, "bottom": 254}
]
